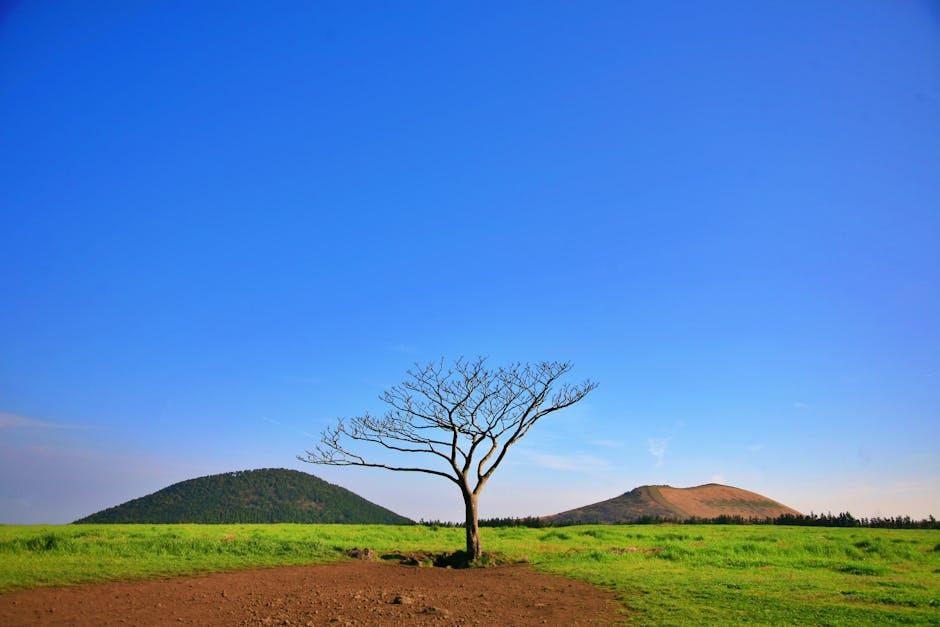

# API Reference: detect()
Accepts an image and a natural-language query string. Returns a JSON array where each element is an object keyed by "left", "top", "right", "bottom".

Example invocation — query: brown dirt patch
[
  {"left": 0, "top": 561, "right": 620, "bottom": 626},
  {"left": 607, "top": 547, "right": 661, "bottom": 555}
]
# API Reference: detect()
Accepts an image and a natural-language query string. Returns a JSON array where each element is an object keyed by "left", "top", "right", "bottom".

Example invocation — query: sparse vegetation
[
  {"left": 2, "top": 524, "right": 938, "bottom": 624},
  {"left": 548, "top": 484, "right": 800, "bottom": 524}
]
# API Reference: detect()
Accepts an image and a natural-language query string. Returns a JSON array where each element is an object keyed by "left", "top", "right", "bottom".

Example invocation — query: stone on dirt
[{"left": 345, "top": 547, "right": 377, "bottom": 560}]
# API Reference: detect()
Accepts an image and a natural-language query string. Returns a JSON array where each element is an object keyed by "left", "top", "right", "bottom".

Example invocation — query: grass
[{"left": 1, "top": 524, "right": 939, "bottom": 625}]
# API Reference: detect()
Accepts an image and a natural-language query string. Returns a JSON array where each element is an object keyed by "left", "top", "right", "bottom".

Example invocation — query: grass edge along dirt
[{"left": 1, "top": 523, "right": 938, "bottom": 625}]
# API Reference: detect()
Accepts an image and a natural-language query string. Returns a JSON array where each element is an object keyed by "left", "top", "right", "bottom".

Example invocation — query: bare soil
[{"left": 0, "top": 561, "right": 620, "bottom": 626}]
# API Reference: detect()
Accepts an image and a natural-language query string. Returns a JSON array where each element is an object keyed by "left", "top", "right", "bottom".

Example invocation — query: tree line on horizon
[{"left": 417, "top": 512, "right": 940, "bottom": 530}]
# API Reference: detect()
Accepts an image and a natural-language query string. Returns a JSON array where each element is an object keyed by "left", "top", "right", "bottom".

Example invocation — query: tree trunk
[{"left": 463, "top": 492, "right": 481, "bottom": 561}]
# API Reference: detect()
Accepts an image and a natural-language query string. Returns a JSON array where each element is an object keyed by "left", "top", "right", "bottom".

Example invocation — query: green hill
[{"left": 74, "top": 468, "right": 412, "bottom": 524}]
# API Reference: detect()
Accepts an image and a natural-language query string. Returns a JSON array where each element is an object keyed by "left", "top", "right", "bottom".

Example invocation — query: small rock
[
  {"left": 345, "top": 547, "right": 377, "bottom": 560},
  {"left": 423, "top": 606, "right": 449, "bottom": 616},
  {"left": 392, "top": 595, "right": 414, "bottom": 605}
]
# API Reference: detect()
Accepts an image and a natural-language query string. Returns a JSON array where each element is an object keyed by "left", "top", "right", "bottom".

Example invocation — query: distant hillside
[
  {"left": 75, "top": 468, "right": 412, "bottom": 524},
  {"left": 547, "top": 483, "right": 800, "bottom": 524}
]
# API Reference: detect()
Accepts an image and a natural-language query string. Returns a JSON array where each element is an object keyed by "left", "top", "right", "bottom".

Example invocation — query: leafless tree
[{"left": 299, "top": 357, "right": 597, "bottom": 560}]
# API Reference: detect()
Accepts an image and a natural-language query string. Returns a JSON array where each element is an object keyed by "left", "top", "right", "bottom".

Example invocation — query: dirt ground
[{"left": 0, "top": 561, "right": 620, "bottom": 626}]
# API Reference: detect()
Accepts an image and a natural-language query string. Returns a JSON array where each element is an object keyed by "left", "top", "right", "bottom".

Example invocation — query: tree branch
[{"left": 300, "top": 358, "right": 597, "bottom": 500}]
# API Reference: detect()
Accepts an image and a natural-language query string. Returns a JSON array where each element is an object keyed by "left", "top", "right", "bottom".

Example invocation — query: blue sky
[{"left": 1, "top": 1, "right": 938, "bottom": 523}]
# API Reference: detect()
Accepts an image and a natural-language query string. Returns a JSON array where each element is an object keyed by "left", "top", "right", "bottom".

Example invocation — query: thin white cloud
[
  {"left": 710, "top": 473, "right": 727, "bottom": 484},
  {"left": 0, "top": 411, "right": 89, "bottom": 430},
  {"left": 792, "top": 401, "right": 807, "bottom": 410},
  {"left": 519, "top": 450, "right": 609, "bottom": 472},
  {"left": 260, "top": 417, "right": 318, "bottom": 440},
  {"left": 648, "top": 437, "right": 669, "bottom": 467},
  {"left": 746, "top": 443, "right": 763, "bottom": 453}
]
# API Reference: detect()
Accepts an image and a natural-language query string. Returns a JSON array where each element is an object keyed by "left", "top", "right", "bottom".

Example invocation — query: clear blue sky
[{"left": 1, "top": 1, "right": 938, "bottom": 523}]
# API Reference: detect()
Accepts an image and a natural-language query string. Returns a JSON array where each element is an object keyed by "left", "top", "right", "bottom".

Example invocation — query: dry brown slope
[
  {"left": 654, "top": 483, "right": 800, "bottom": 519},
  {"left": 548, "top": 483, "right": 800, "bottom": 523}
]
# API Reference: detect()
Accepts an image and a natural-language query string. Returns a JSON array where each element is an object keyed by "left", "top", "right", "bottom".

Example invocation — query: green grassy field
[{"left": 1, "top": 524, "right": 938, "bottom": 625}]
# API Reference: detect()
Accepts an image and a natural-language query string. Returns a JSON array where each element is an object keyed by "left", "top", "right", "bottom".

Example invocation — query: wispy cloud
[
  {"left": 746, "top": 443, "right": 763, "bottom": 453},
  {"left": 259, "top": 417, "right": 317, "bottom": 439},
  {"left": 0, "top": 411, "right": 90, "bottom": 430},
  {"left": 710, "top": 473, "right": 727, "bottom": 484},
  {"left": 792, "top": 401, "right": 807, "bottom": 410},
  {"left": 519, "top": 450, "right": 609, "bottom": 472},
  {"left": 647, "top": 437, "right": 669, "bottom": 467}
]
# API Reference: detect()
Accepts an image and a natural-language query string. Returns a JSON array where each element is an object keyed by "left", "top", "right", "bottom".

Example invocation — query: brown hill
[{"left": 547, "top": 483, "right": 800, "bottom": 523}]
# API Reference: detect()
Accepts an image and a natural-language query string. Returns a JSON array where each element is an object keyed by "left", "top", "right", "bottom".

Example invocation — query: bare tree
[{"left": 299, "top": 357, "right": 597, "bottom": 561}]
